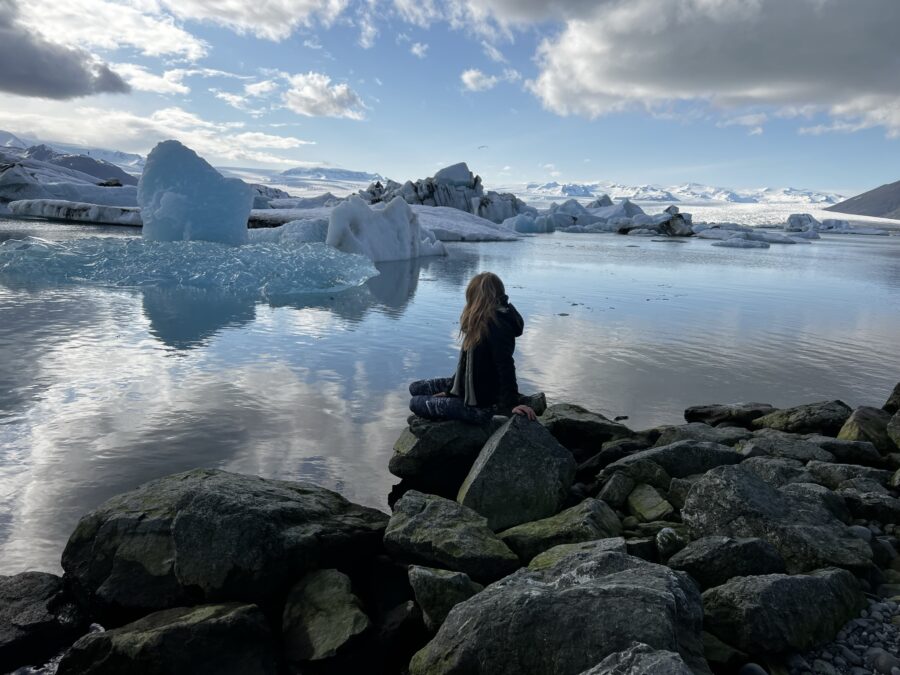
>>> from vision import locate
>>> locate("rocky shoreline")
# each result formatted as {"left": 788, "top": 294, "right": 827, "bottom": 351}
{"left": 2, "top": 384, "right": 900, "bottom": 674}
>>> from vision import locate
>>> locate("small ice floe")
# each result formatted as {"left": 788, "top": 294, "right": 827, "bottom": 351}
{"left": 711, "top": 239, "right": 770, "bottom": 249}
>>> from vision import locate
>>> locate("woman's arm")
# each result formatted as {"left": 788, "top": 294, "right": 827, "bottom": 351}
{"left": 490, "top": 320, "right": 520, "bottom": 414}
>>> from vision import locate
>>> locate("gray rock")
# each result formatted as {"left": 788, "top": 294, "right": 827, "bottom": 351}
{"left": 527, "top": 538, "right": 628, "bottom": 571}
{"left": 409, "top": 551, "right": 710, "bottom": 675}
{"left": 838, "top": 488, "right": 900, "bottom": 523}
{"left": 838, "top": 406, "right": 897, "bottom": 454}
{"left": 884, "top": 383, "right": 900, "bottom": 414}
{"left": 539, "top": 403, "right": 633, "bottom": 460}
{"left": 806, "top": 461, "right": 893, "bottom": 490}
{"left": 407, "top": 566, "right": 483, "bottom": 632}
{"left": 56, "top": 603, "right": 276, "bottom": 675}
{"left": 627, "top": 484, "right": 674, "bottom": 523}
{"left": 577, "top": 642, "right": 693, "bottom": 674}
{"left": 0, "top": 571, "right": 89, "bottom": 672}
{"left": 683, "top": 403, "right": 777, "bottom": 429}
{"left": 752, "top": 400, "right": 853, "bottom": 436}
{"left": 61, "top": 469, "right": 388, "bottom": 623}
{"left": 667, "top": 475, "right": 703, "bottom": 510}
{"left": 738, "top": 434, "right": 835, "bottom": 463}
{"left": 384, "top": 491, "right": 519, "bottom": 582}
{"left": 602, "top": 440, "right": 743, "bottom": 480}
{"left": 389, "top": 417, "right": 497, "bottom": 491}
{"left": 654, "top": 424, "right": 752, "bottom": 447}
{"left": 599, "top": 457, "right": 671, "bottom": 491}
{"left": 458, "top": 415, "right": 576, "bottom": 531}
{"left": 498, "top": 498, "right": 622, "bottom": 563}
{"left": 702, "top": 568, "right": 864, "bottom": 653}
{"left": 888, "top": 412, "right": 900, "bottom": 452}
{"left": 805, "top": 435, "right": 884, "bottom": 466}
{"left": 739, "top": 456, "right": 814, "bottom": 487}
{"left": 282, "top": 569, "right": 370, "bottom": 664}
{"left": 576, "top": 439, "right": 652, "bottom": 483}
{"left": 702, "top": 631, "right": 747, "bottom": 669}
{"left": 655, "top": 527, "right": 687, "bottom": 560}
{"left": 597, "top": 472, "right": 635, "bottom": 508}
{"left": 682, "top": 465, "right": 872, "bottom": 573}
{"left": 780, "top": 482, "right": 852, "bottom": 524}
{"left": 667, "top": 536, "right": 786, "bottom": 590}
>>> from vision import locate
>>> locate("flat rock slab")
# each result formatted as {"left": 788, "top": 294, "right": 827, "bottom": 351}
{"left": 654, "top": 424, "right": 752, "bottom": 447}
{"left": 805, "top": 461, "right": 893, "bottom": 490}
{"left": 804, "top": 435, "right": 883, "bottom": 466}
{"left": 738, "top": 433, "right": 835, "bottom": 463}
{"left": 684, "top": 403, "right": 776, "bottom": 429}
{"left": 702, "top": 569, "right": 864, "bottom": 654}
{"left": 578, "top": 642, "right": 694, "bottom": 675}
{"left": 0, "top": 571, "right": 89, "bottom": 673}
{"left": 458, "top": 415, "right": 576, "bottom": 531}
{"left": 408, "top": 566, "right": 483, "bottom": 632}
{"left": 682, "top": 465, "right": 872, "bottom": 574}
{"left": 602, "top": 440, "right": 743, "bottom": 480}
{"left": 56, "top": 603, "right": 277, "bottom": 675}
{"left": 666, "top": 536, "right": 786, "bottom": 590}
{"left": 627, "top": 484, "right": 674, "bottom": 523}
{"left": 409, "top": 551, "right": 709, "bottom": 675}
{"left": 61, "top": 469, "right": 388, "bottom": 623}
{"left": 384, "top": 491, "right": 519, "bottom": 582}
{"left": 751, "top": 400, "right": 852, "bottom": 436}
{"left": 539, "top": 403, "right": 633, "bottom": 459}
{"left": 838, "top": 406, "right": 897, "bottom": 454}
{"left": 498, "top": 498, "right": 622, "bottom": 563}
{"left": 738, "top": 456, "right": 814, "bottom": 487}
{"left": 527, "top": 537, "right": 628, "bottom": 571}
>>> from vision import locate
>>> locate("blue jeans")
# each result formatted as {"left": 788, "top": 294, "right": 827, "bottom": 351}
{"left": 408, "top": 378, "right": 493, "bottom": 425}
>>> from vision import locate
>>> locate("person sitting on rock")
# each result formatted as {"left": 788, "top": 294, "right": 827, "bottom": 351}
{"left": 408, "top": 271, "right": 536, "bottom": 424}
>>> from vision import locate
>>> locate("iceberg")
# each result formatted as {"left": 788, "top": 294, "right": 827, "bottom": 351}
{"left": 501, "top": 213, "right": 552, "bottom": 234}
{"left": 588, "top": 199, "right": 645, "bottom": 220}
{"left": 784, "top": 213, "right": 820, "bottom": 232}
{"left": 248, "top": 218, "right": 329, "bottom": 244}
{"left": 585, "top": 195, "right": 613, "bottom": 208}
{"left": 711, "top": 239, "right": 770, "bottom": 249}
{"left": 138, "top": 140, "right": 255, "bottom": 246}
{"left": 0, "top": 156, "right": 137, "bottom": 206}
{"left": 8, "top": 199, "right": 141, "bottom": 226}
{"left": 411, "top": 205, "right": 519, "bottom": 242}
{"left": 326, "top": 196, "right": 447, "bottom": 262}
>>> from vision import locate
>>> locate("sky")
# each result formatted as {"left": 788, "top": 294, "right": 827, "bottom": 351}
{"left": 1, "top": 0, "right": 899, "bottom": 193}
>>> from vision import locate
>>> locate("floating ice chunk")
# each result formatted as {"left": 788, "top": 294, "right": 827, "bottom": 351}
{"left": 586, "top": 194, "right": 613, "bottom": 208}
{"left": 268, "top": 193, "right": 344, "bottom": 209}
{"left": 589, "top": 199, "right": 645, "bottom": 220}
{"left": 138, "top": 140, "right": 255, "bottom": 246}
{"left": 412, "top": 205, "right": 519, "bottom": 241}
{"left": 434, "top": 162, "right": 476, "bottom": 187}
{"left": 0, "top": 237, "right": 377, "bottom": 299}
{"left": 712, "top": 239, "right": 770, "bottom": 248}
{"left": 248, "top": 218, "right": 329, "bottom": 244}
{"left": 820, "top": 218, "right": 851, "bottom": 231}
{"left": 8, "top": 199, "right": 141, "bottom": 226}
{"left": 502, "top": 213, "right": 551, "bottom": 234}
{"left": 327, "top": 196, "right": 448, "bottom": 261}
{"left": 790, "top": 230, "right": 821, "bottom": 240}
{"left": 0, "top": 156, "right": 137, "bottom": 205}
{"left": 785, "top": 213, "right": 820, "bottom": 232}
{"left": 696, "top": 228, "right": 744, "bottom": 240}
{"left": 746, "top": 231, "right": 798, "bottom": 244}
{"left": 818, "top": 219, "right": 889, "bottom": 235}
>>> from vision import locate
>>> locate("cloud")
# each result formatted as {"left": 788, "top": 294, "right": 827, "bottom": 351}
{"left": 461, "top": 69, "right": 500, "bottom": 92}
{"left": 112, "top": 64, "right": 189, "bottom": 95}
{"left": 410, "top": 42, "right": 429, "bottom": 59}
{"left": 358, "top": 12, "right": 378, "bottom": 48}
{"left": 245, "top": 80, "right": 278, "bottom": 97}
{"left": 282, "top": 72, "right": 365, "bottom": 119}
{"left": 481, "top": 41, "right": 507, "bottom": 63}
{"left": 17, "top": 0, "right": 208, "bottom": 61}
{"left": 0, "top": 2, "right": 129, "bottom": 99}
{"left": 718, "top": 113, "right": 768, "bottom": 136}
{"left": 231, "top": 132, "right": 315, "bottom": 149}
{"left": 393, "top": 0, "right": 441, "bottom": 27}
{"left": 522, "top": 0, "right": 900, "bottom": 137}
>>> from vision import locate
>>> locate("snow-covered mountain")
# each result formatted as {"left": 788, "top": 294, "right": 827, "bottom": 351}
{"left": 0, "top": 130, "right": 27, "bottom": 148}
{"left": 280, "top": 166, "right": 382, "bottom": 183}
{"left": 0, "top": 129, "right": 145, "bottom": 172}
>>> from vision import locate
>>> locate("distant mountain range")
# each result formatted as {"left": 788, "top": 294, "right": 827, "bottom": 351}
{"left": 826, "top": 180, "right": 900, "bottom": 221}
{"left": 280, "top": 166, "right": 382, "bottom": 183}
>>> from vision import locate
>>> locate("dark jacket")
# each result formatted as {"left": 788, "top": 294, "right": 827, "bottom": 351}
{"left": 449, "top": 298, "right": 524, "bottom": 413}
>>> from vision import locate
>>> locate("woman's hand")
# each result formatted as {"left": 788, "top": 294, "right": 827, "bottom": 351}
{"left": 432, "top": 392, "right": 447, "bottom": 398}
{"left": 511, "top": 404, "right": 536, "bottom": 421}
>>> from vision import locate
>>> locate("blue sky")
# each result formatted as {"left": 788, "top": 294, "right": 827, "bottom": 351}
{"left": 1, "top": 0, "right": 899, "bottom": 194}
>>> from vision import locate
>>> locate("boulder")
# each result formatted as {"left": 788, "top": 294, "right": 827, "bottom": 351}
{"left": 56, "top": 603, "right": 276, "bottom": 675}
{"left": 739, "top": 456, "right": 814, "bottom": 487}
{"left": 0, "top": 571, "right": 89, "bottom": 672}
{"left": 527, "top": 538, "right": 628, "bottom": 571}
{"left": 654, "top": 424, "right": 752, "bottom": 447}
{"left": 388, "top": 417, "right": 497, "bottom": 494}
{"left": 683, "top": 403, "right": 776, "bottom": 429}
{"left": 409, "top": 551, "right": 709, "bottom": 675}
{"left": 538, "top": 404, "right": 633, "bottom": 461}
{"left": 837, "top": 406, "right": 897, "bottom": 454}
{"left": 780, "top": 483, "right": 852, "bottom": 524}
{"left": 626, "top": 484, "right": 674, "bottom": 522}
{"left": 737, "top": 433, "right": 835, "bottom": 463}
{"left": 702, "top": 568, "right": 864, "bottom": 653}
{"left": 61, "top": 469, "right": 388, "bottom": 623}
{"left": 597, "top": 472, "right": 635, "bottom": 507}
{"left": 407, "top": 566, "right": 483, "bottom": 632}
{"left": 282, "top": 569, "right": 370, "bottom": 665}
{"left": 598, "top": 457, "right": 671, "bottom": 491}
{"left": 837, "top": 488, "right": 900, "bottom": 523}
{"left": 575, "top": 438, "right": 653, "bottom": 483}
{"left": 498, "top": 498, "right": 622, "bottom": 563}
{"left": 457, "top": 416, "right": 576, "bottom": 531}
{"left": 577, "top": 642, "right": 694, "bottom": 674}
{"left": 602, "top": 440, "right": 743, "bottom": 480}
{"left": 667, "top": 475, "right": 703, "bottom": 510}
{"left": 666, "top": 536, "right": 786, "bottom": 590}
{"left": 888, "top": 412, "right": 900, "bottom": 450}
{"left": 883, "top": 382, "right": 900, "bottom": 414}
{"left": 682, "top": 465, "right": 872, "bottom": 573}
{"left": 804, "top": 435, "right": 884, "bottom": 466}
{"left": 383, "top": 491, "right": 519, "bottom": 582}
{"left": 805, "top": 461, "right": 893, "bottom": 490}
{"left": 751, "top": 400, "right": 852, "bottom": 436}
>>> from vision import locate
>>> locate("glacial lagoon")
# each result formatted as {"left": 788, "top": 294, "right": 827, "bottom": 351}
{"left": 1, "top": 217, "right": 899, "bottom": 574}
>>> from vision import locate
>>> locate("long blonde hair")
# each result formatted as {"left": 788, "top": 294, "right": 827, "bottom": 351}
{"left": 460, "top": 272, "right": 505, "bottom": 350}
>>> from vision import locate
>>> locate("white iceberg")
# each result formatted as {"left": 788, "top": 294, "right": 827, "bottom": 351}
{"left": 249, "top": 206, "right": 336, "bottom": 227}
{"left": 412, "top": 205, "right": 519, "bottom": 242}
{"left": 326, "top": 196, "right": 447, "bottom": 262}
{"left": 138, "top": 140, "right": 255, "bottom": 246}
{"left": 711, "top": 239, "right": 770, "bottom": 249}
{"left": 8, "top": 199, "right": 141, "bottom": 226}
{"left": 0, "top": 156, "right": 137, "bottom": 206}
{"left": 501, "top": 213, "right": 551, "bottom": 234}
{"left": 588, "top": 199, "right": 645, "bottom": 220}
{"left": 784, "top": 213, "right": 820, "bottom": 232}
{"left": 248, "top": 218, "right": 329, "bottom": 244}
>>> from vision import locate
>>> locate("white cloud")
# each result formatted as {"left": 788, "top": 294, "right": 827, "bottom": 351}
{"left": 461, "top": 69, "right": 499, "bottom": 92}
{"left": 231, "top": 132, "right": 315, "bottom": 148}
{"left": 718, "top": 113, "right": 768, "bottom": 136}
{"left": 112, "top": 64, "right": 190, "bottom": 95}
{"left": 282, "top": 72, "right": 365, "bottom": 119}
{"left": 303, "top": 37, "right": 324, "bottom": 49}
{"left": 410, "top": 42, "right": 429, "bottom": 59}
{"left": 481, "top": 41, "right": 507, "bottom": 63}
{"left": 244, "top": 80, "right": 278, "bottom": 97}
{"left": 523, "top": 0, "right": 900, "bottom": 137}
{"left": 18, "top": 0, "right": 208, "bottom": 61}
{"left": 358, "top": 13, "right": 378, "bottom": 48}
{"left": 393, "top": 0, "right": 441, "bottom": 27}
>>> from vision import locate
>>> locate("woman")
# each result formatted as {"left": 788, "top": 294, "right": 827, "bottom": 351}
{"left": 409, "top": 272, "right": 536, "bottom": 424}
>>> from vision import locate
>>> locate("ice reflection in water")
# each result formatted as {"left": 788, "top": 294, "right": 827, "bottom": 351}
{"left": 0, "top": 220, "right": 898, "bottom": 574}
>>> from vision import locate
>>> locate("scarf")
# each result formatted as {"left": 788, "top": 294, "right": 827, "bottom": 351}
{"left": 449, "top": 346, "right": 478, "bottom": 407}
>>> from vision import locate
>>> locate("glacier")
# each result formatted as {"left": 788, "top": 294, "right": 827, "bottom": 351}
{"left": 138, "top": 140, "right": 255, "bottom": 246}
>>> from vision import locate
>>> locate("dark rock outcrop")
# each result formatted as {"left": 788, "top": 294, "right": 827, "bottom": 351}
{"left": 538, "top": 403, "right": 633, "bottom": 461}
{"left": 577, "top": 642, "right": 694, "bottom": 674}
{"left": 654, "top": 424, "right": 752, "bottom": 447}
{"left": 684, "top": 403, "right": 776, "bottom": 429}
{"left": 407, "top": 566, "right": 483, "bottom": 632}
{"left": 804, "top": 435, "right": 884, "bottom": 466}
{"left": 738, "top": 431, "right": 835, "bottom": 463}
{"left": 838, "top": 406, "right": 897, "bottom": 454}
{"left": 884, "top": 383, "right": 900, "bottom": 414}
{"left": 751, "top": 400, "right": 852, "bottom": 436}
{"left": 666, "top": 536, "right": 786, "bottom": 590}
{"left": 601, "top": 440, "right": 743, "bottom": 481}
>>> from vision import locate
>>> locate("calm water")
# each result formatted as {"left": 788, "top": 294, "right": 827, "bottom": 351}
{"left": 1, "top": 218, "right": 899, "bottom": 574}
